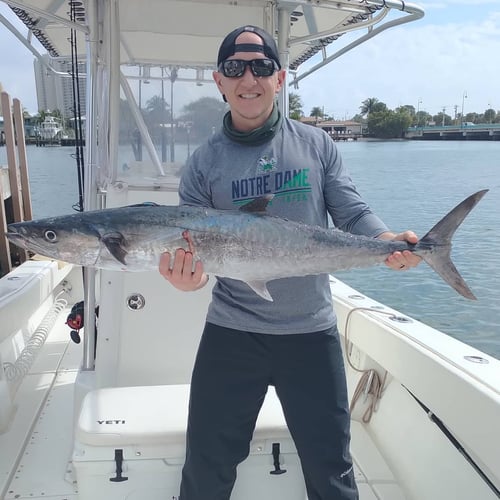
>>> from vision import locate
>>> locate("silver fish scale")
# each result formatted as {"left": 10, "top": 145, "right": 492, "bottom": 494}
{"left": 6, "top": 190, "right": 488, "bottom": 299}
{"left": 172, "top": 210, "right": 408, "bottom": 281}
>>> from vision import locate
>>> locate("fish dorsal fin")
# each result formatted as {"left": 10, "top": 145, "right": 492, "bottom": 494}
{"left": 246, "top": 280, "right": 273, "bottom": 302}
{"left": 127, "top": 201, "right": 161, "bottom": 208}
{"left": 101, "top": 232, "right": 128, "bottom": 265}
{"left": 239, "top": 194, "right": 274, "bottom": 213}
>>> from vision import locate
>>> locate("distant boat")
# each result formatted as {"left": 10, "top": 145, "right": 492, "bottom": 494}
{"left": 38, "top": 116, "right": 63, "bottom": 140}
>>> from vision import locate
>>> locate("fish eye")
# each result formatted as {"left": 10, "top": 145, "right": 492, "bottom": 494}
{"left": 44, "top": 230, "right": 58, "bottom": 242}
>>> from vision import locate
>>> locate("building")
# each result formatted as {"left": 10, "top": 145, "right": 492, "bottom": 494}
{"left": 34, "top": 54, "right": 86, "bottom": 119}
{"left": 316, "top": 120, "right": 364, "bottom": 139}
{"left": 299, "top": 117, "right": 365, "bottom": 140}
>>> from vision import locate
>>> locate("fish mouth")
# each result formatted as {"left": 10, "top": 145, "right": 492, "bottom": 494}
{"left": 5, "top": 227, "right": 47, "bottom": 257}
{"left": 5, "top": 225, "right": 29, "bottom": 249}
{"left": 5, "top": 232, "right": 26, "bottom": 248}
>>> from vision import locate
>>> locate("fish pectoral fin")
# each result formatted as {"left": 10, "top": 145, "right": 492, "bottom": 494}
{"left": 101, "top": 232, "right": 128, "bottom": 265}
{"left": 246, "top": 280, "right": 273, "bottom": 302}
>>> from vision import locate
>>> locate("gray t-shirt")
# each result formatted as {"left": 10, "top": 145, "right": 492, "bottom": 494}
{"left": 179, "top": 117, "right": 388, "bottom": 334}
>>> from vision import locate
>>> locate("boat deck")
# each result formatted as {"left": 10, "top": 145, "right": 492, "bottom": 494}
{"left": 1, "top": 309, "right": 405, "bottom": 500}
{"left": 0, "top": 308, "right": 80, "bottom": 499}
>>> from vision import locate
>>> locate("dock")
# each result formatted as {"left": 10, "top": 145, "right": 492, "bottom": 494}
{"left": 23, "top": 137, "right": 84, "bottom": 147}
{"left": 1, "top": 91, "right": 32, "bottom": 276}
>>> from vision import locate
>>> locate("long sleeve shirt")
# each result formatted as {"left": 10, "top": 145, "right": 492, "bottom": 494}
{"left": 179, "top": 117, "right": 388, "bottom": 334}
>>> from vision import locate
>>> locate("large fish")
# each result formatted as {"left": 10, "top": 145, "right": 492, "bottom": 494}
{"left": 6, "top": 190, "right": 487, "bottom": 301}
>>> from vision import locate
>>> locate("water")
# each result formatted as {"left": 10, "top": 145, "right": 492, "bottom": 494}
{"left": 1, "top": 141, "right": 499, "bottom": 359}
{"left": 334, "top": 140, "right": 500, "bottom": 360}
{"left": 0, "top": 146, "right": 82, "bottom": 217}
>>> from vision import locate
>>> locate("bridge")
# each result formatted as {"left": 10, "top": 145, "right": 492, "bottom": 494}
{"left": 405, "top": 123, "right": 500, "bottom": 141}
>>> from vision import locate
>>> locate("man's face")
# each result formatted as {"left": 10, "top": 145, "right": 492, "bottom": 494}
{"left": 213, "top": 31, "right": 285, "bottom": 132}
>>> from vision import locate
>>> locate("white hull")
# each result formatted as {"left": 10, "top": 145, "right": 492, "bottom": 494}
{"left": 39, "top": 127, "right": 62, "bottom": 140}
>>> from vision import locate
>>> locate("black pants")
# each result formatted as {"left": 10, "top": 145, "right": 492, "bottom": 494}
{"left": 180, "top": 323, "right": 359, "bottom": 500}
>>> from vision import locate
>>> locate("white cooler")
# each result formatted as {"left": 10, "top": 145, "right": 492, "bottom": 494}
{"left": 73, "top": 384, "right": 306, "bottom": 499}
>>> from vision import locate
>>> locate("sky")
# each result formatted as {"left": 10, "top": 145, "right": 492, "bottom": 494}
{"left": 296, "top": 0, "right": 500, "bottom": 119}
{"left": 0, "top": 0, "right": 499, "bottom": 120}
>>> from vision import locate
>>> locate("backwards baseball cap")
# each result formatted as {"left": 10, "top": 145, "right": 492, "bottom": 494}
{"left": 217, "top": 25, "right": 281, "bottom": 69}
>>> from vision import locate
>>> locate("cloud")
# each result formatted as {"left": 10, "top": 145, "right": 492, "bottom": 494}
{"left": 296, "top": 7, "right": 500, "bottom": 117}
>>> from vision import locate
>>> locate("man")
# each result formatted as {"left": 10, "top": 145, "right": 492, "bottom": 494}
{"left": 159, "top": 25, "right": 420, "bottom": 500}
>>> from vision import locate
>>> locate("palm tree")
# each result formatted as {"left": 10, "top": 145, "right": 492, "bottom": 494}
{"left": 145, "top": 95, "right": 170, "bottom": 126}
{"left": 360, "top": 97, "right": 380, "bottom": 117}
{"left": 310, "top": 107, "right": 324, "bottom": 119}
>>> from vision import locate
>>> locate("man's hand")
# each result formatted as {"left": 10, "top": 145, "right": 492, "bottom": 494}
{"left": 159, "top": 249, "right": 208, "bottom": 291}
{"left": 379, "top": 230, "right": 422, "bottom": 271}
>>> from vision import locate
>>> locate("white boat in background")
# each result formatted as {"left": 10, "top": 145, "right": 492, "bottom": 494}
{"left": 1, "top": 1, "right": 499, "bottom": 500}
{"left": 38, "top": 116, "right": 63, "bottom": 140}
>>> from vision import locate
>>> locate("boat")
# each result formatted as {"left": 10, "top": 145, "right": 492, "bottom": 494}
{"left": 37, "top": 116, "right": 64, "bottom": 141}
{"left": 1, "top": 1, "right": 499, "bottom": 499}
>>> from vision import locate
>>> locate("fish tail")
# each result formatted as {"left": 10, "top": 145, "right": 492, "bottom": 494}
{"left": 417, "top": 190, "right": 488, "bottom": 300}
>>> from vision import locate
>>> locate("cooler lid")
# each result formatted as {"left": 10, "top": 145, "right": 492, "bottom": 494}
{"left": 76, "top": 384, "right": 290, "bottom": 447}
{"left": 76, "top": 384, "right": 189, "bottom": 446}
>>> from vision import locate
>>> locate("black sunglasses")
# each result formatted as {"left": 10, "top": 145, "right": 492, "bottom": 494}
{"left": 218, "top": 58, "right": 278, "bottom": 78}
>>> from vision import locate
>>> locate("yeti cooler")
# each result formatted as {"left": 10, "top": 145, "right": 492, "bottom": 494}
{"left": 73, "top": 384, "right": 305, "bottom": 499}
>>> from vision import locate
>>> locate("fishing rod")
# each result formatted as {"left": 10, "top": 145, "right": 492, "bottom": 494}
{"left": 405, "top": 387, "right": 500, "bottom": 498}
{"left": 69, "top": 0, "right": 85, "bottom": 213}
